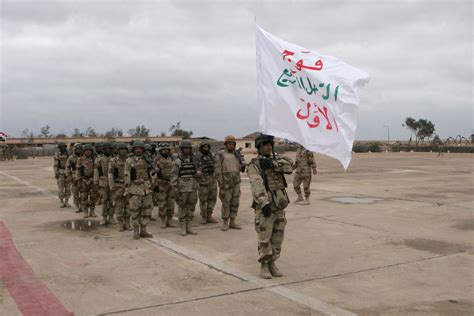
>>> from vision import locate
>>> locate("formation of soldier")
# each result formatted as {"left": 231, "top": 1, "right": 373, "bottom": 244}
{"left": 52, "top": 135, "right": 318, "bottom": 279}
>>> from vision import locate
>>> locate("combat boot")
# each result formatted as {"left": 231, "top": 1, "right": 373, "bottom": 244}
{"left": 75, "top": 206, "right": 82, "bottom": 213}
{"left": 229, "top": 218, "right": 242, "bottom": 230}
{"left": 100, "top": 216, "right": 108, "bottom": 226}
{"left": 300, "top": 197, "right": 310, "bottom": 205}
{"left": 133, "top": 225, "right": 140, "bottom": 240}
{"left": 90, "top": 208, "right": 97, "bottom": 217}
{"left": 295, "top": 193, "right": 304, "bottom": 203}
{"left": 207, "top": 214, "right": 218, "bottom": 224}
{"left": 180, "top": 222, "right": 187, "bottom": 236}
{"left": 64, "top": 199, "right": 71, "bottom": 207}
{"left": 124, "top": 218, "right": 133, "bottom": 231}
{"left": 140, "top": 225, "right": 153, "bottom": 238}
{"left": 166, "top": 216, "right": 175, "bottom": 227}
{"left": 260, "top": 263, "right": 272, "bottom": 279}
{"left": 221, "top": 218, "right": 229, "bottom": 231}
{"left": 269, "top": 261, "right": 283, "bottom": 277}
{"left": 59, "top": 198, "right": 65, "bottom": 208}
{"left": 186, "top": 220, "right": 198, "bottom": 235}
{"left": 109, "top": 215, "right": 117, "bottom": 224}
{"left": 117, "top": 219, "right": 125, "bottom": 232}
{"left": 160, "top": 216, "right": 167, "bottom": 228}
{"left": 83, "top": 208, "right": 90, "bottom": 218}
{"left": 150, "top": 216, "right": 157, "bottom": 221}
{"left": 201, "top": 216, "right": 207, "bottom": 224}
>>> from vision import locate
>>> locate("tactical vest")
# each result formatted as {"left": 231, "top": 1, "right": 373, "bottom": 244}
{"left": 178, "top": 157, "right": 196, "bottom": 178}
{"left": 80, "top": 157, "right": 94, "bottom": 178}
{"left": 132, "top": 157, "right": 149, "bottom": 180}
{"left": 113, "top": 157, "right": 126, "bottom": 182}
{"left": 57, "top": 154, "right": 68, "bottom": 169}
{"left": 263, "top": 166, "right": 286, "bottom": 191}
{"left": 200, "top": 154, "right": 215, "bottom": 176}
{"left": 222, "top": 151, "right": 240, "bottom": 173}
{"left": 157, "top": 156, "right": 173, "bottom": 180}
{"left": 97, "top": 156, "right": 110, "bottom": 177}
{"left": 69, "top": 155, "right": 79, "bottom": 171}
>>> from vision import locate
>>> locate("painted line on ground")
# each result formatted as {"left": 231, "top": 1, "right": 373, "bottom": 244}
{"left": 0, "top": 221, "right": 74, "bottom": 316}
{"left": 146, "top": 237, "right": 356, "bottom": 316}
{"left": 0, "top": 170, "right": 55, "bottom": 197}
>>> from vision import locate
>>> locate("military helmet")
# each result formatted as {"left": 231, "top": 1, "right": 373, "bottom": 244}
{"left": 74, "top": 143, "right": 83, "bottom": 151}
{"left": 199, "top": 141, "right": 211, "bottom": 148}
{"left": 224, "top": 135, "right": 236, "bottom": 144}
{"left": 95, "top": 142, "right": 103, "bottom": 148}
{"left": 102, "top": 142, "right": 113, "bottom": 149}
{"left": 83, "top": 144, "right": 93, "bottom": 151}
{"left": 57, "top": 142, "right": 67, "bottom": 148}
{"left": 255, "top": 134, "right": 274, "bottom": 149}
{"left": 131, "top": 141, "right": 146, "bottom": 150}
{"left": 116, "top": 143, "right": 128, "bottom": 150}
{"left": 159, "top": 142, "right": 171, "bottom": 151}
{"left": 145, "top": 144, "right": 152, "bottom": 151}
{"left": 179, "top": 140, "right": 192, "bottom": 149}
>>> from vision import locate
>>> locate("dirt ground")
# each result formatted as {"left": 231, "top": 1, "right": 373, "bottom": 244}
{"left": 0, "top": 152, "right": 473, "bottom": 316}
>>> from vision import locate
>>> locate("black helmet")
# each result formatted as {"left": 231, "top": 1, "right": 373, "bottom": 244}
{"left": 255, "top": 134, "right": 274, "bottom": 149}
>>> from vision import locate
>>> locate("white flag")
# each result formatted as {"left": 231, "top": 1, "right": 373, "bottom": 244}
{"left": 256, "top": 25, "right": 370, "bottom": 170}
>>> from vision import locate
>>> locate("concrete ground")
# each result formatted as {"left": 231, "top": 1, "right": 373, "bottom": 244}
{"left": 0, "top": 152, "right": 472, "bottom": 316}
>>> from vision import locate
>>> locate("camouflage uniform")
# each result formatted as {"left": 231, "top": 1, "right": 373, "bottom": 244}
{"left": 171, "top": 140, "right": 198, "bottom": 236}
{"left": 94, "top": 143, "right": 115, "bottom": 225}
{"left": 76, "top": 145, "right": 97, "bottom": 218}
{"left": 124, "top": 141, "right": 154, "bottom": 239}
{"left": 108, "top": 143, "right": 132, "bottom": 232}
{"left": 54, "top": 143, "right": 71, "bottom": 207}
{"left": 214, "top": 135, "right": 245, "bottom": 230}
{"left": 293, "top": 146, "right": 317, "bottom": 204}
{"left": 94, "top": 143, "right": 103, "bottom": 205}
{"left": 66, "top": 144, "right": 83, "bottom": 212}
{"left": 194, "top": 142, "right": 218, "bottom": 224}
{"left": 154, "top": 143, "right": 176, "bottom": 228}
{"left": 248, "top": 134, "right": 293, "bottom": 279}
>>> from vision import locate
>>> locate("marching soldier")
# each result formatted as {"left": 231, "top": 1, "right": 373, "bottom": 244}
{"left": 94, "top": 142, "right": 115, "bottom": 225}
{"left": 214, "top": 135, "right": 246, "bottom": 231}
{"left": 76, "top": 144, "right": 97, "bottom": 218}
{"left": 171, "top": 140, "right": 198, "bottom": 236}
{"left": 247, "top": 134, "right": 293, "bottom": 279}
{"left": 66, "top": 143, "right": 83, "bottom": 212}
{"left": 293, "top": 145, "right": 317, "bottom": 205}
{"left": 108, "top": 143, "right": 132, "bottom": 232}
{"left": 154, "top": 143, "right": 176, "bottom": 229}
{"left": 124, "top": 141, "right": 154, "bottom": 239}
{"left": 194, "top": 141, "right": 218, "bottom": 224}
{"left": 54, "top": 142, "right": 71, "bottom": 208}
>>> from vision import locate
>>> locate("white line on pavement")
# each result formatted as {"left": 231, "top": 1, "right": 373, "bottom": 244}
{"left": 0, "top": 170, "right": 55, "bottom": 197}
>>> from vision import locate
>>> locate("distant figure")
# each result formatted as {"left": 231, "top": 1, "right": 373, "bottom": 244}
{"left": 53, "top": 142, "right": 71, "bottom": 208}
{"left": 293, "top": 146, "right": 317, "bottom": 205}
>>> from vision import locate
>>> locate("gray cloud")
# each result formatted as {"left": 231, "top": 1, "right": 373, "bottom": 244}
{"left": 1, "top": 0, "right": 472, "bottom": 140}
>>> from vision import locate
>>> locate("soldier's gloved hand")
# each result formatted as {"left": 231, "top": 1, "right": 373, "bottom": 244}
{"left": 240, "top": 164, "right": 246, "bottom": 173}
{"left": 261, "top": 203, "right": 272, "bottom": 217}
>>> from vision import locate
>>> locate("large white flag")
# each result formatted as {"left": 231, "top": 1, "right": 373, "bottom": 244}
{"left": 256, "top": 25, "right": 370, "bottom": 170}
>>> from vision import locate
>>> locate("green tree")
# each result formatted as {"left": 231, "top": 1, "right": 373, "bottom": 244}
{"left": 169, "top": 121, "right": 193, "bottom": 139}
{"left": 128, "top": 125, "right": 149, "bottom": 137}
{"left": 85, "top": 127, "right": 97, "bottom": 137}
{"left": 40, "top": 125, "right": 52, "bottom": 138}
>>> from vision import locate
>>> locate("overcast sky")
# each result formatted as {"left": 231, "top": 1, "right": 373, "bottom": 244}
{"left": 1, "top": 0, "right": 472, "bottom": 140}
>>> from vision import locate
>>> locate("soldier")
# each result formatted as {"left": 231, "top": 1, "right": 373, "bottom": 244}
{"left": 124, "top": 141, "right": 154, "bottom": 239}
{"left": 247, "top": 134, "right": 293, "bottom": 279}
{"left": 293, "top": 145, "right": 317, "bottom": 205}
{"left": 194, "top": 141, "right": 218, "bottom": 224}
{"left": 94, "top": 143, "right": 103, "bottom": 205}
{"left": 53, "top": 142, "right": 71, "bottom": 208}
{"left": 76, "top": 144, "right": 97, "bottom": 218}
{"left": 171, "top": 140, "right": 198, "bottom": 236}
{"left": 94, "top": 142, "right": 115, "bottom": 225}
{"left": 109, "top": 143, "right": 132, "bottom": 232}
{"left": 214, "top": 135, "right": 246, "bottom": 231}
{"left": 154, "top": 143, "right": 176, "bottom": 229}
{"left": 66, "top": 143, "right": 83, "bottom": 213}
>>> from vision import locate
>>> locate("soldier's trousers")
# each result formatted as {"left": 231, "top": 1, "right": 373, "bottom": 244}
{"left": 220, "top": 183, "right": 240, "bottom": 219}
{"left": 71, "top": 182, "right": 81, "bottom": 208}
{"left": 113, "top": 191, "right": 129, "bottom": 221}
{"left": 293, "top": 173, "right": 312, "bottom": 197}
{"left": 254, "top": 208, "right": 287, "bottom": 263}
{"left": 198, "top": 181, "right": 217, "bottom": 218}
{"left": 157, "top": 182, "right": 175, "bottom": 218}
{"left": 129, "top": 194, "right": 152, "bottom": 227}
{"left": 100, "top": 187, "right": 114, "bottom": 217}
{"left": 80, "top": 180, "right": 96, "bottom": 211}
{"left": 176, "top": 191, "right": 197, "bottom": 223}
{"left": 57, "top": 173, "right": 71, "bottom": 201}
